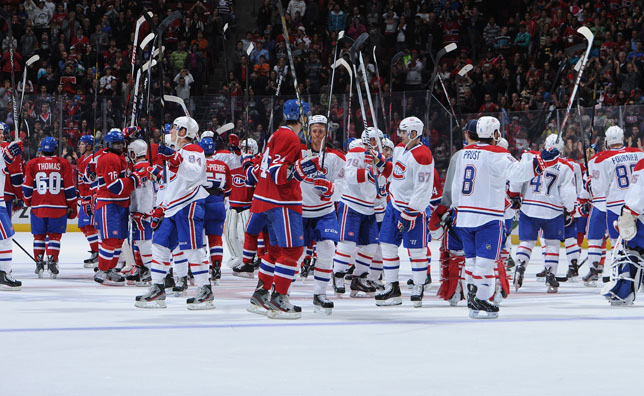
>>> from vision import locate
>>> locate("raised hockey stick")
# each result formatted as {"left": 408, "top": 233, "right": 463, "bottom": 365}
{"left": 264, "top": 69, "right": 286, "bottom": 152}
{"left": 124, "top": 33, "right": 155, "bottom": 128}
{"left": 134, "top": 59, "right": 157, "bottom": 126}
{"left": 426, "top": 43, "right": 457, "bottom": 137}
{"left": 348, "top": 33, "right": 371, "bottom": 136}
{"left": 371, "top": 45, "right": 389, "bottom": 136}
{"left": 1, "top": 11, "right": 19, "bottom": 141}
{"left": 243, "top": 42, "right": 255, "bottom": 149}
{"left": 129, "top": 12, "right": 153, "bottom": 93}
{"left": 276, "top": 0, "right": 310, "bottom": 149}
{"left": 326, "top": 30, "right": 344, "bottom": 120}
{"left": 558, "top": 27, "right": 594, "bottom": 140}
{"left": 163, "top": 95, "right": 190, "bottom": 117}
{"left": 335, "top": 57, "right": 353, "bottom": 151}
{"left": 216, "top": 123, "right": 235, "bottom": 136}
{"left": 18, "top": 54, "right": 39, "bottom": 137}
{"left": 358, "top": 51, "right": 383, "bottom": 152}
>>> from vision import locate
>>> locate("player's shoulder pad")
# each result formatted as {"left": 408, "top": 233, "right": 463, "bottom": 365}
{"left": 624, "top": 147, "right": 644, "bottom": 154}
{"left": 594, "top": 150, "right": 614, "bottom": 164}
{"left": 326, "top": 147, "right": 346, "bottom": 161}
{"left": 410, "top": 144, "right": 433, "bottom": 165}
{"left": 183, "top": 143, "right": 204, "bottom": 153}
{"left": 349, "top": 147, "right": 365, "bottom": 154}
{"left": 558, "top": 158, "right": 574, "bottom": 171}
{"left": 634, "top": 157, "right": 644, "bottom": 172}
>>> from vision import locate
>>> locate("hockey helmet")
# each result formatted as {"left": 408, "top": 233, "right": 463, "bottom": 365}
{"left": 200, "top": 137, "right": 215, "bottom": 155}
{"left": 127, "top": 139, "right": 148, "bottom": 160}
{"left": 349, "top": 138, "right": 364, "bottom": 150}
{"left": 283, "top": 99, "right": 311, "bottom": 122}
{"left": 202, "top": 130, "right": 215, "bottom": 139}
{"left": 172, "top": 116, "right": 199, "bottom": 141}
{"left": 241, "top": 138, "right": 259, "bottom": 155}
{"left": 544, "top": 134, "right": 563, "bottom": 152}
{"left": 605, "top": 125, "right": 624, "bottom": 146}
{"left": 105, "top": 128, "right": 125, "bottom": 150}
{"left": 80, "top": 134, "right": 94, "bottom": 147}
{"left": 463, "top": 119, "right": 478, "bottom": 135}
{"left": 40, "top": 136, "right": 58, "bottom": 154}
{"left": 398, "top": 116, "right": 424, "bottom": 140}
{"left": 476, "top": 116, "right": 500, "bottom": 139}
{"left": 309, "top": 115, "right": 328, "bottom": 125}
{"left": 382, "top": 138, "right": 395, "bottom": 151}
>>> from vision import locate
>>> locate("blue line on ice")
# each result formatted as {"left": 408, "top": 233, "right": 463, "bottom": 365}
{"left": 2, "top": 316, "right": 644, "bottom": 333}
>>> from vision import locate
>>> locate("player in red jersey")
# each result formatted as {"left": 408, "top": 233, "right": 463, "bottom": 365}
{"left": 76, "top": 135, "right": 100, "bottom": 267}
{"left": 93, "top": 129, "right": 148, "bottom": 285}
{"left": 22, "top": 137, "right": 77, "bottom": 279}
{"left": 0, "top": 123, "right": 24, "bottom": 218}
{"left": 246, "top": 99, "right": 320, "bottom": 319}
{"left": 0, "top": 139, "right": 24, "bottom": 290}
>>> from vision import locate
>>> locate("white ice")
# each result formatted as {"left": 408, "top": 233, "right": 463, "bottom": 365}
{"left": 1, "top": 232, "right": 643, "bottom": 396}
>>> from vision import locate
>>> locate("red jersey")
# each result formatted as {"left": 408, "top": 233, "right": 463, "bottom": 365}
{"left": 205, "top": 158, "right": 232, "bottom": 203}
{"left": 95, "top": 151, "right": 134, "bottom": 210}
{"left": 251, "top": 126, "right": 303, "bottom": 214}
{"left": 1, "top": 141, "right": 23, "bottom": 202}
{"left": 77, "top": 153, "right": 93, "bottom": 202}
{"left": 22, "top": 156, "right": 76, "bottom": 218}
{"left": 229, "top": 155, "right": 258, "bottom": 209}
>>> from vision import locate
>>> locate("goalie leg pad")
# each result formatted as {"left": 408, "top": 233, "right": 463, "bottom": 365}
{"left": 602, "top": 248, "right": 644, "bottom": 306}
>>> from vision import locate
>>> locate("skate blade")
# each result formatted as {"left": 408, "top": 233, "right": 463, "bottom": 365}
{"left": 469, "top": 310, "right": 498, "bottom": 319}
{"left": 334, "top": 289, "right": 346, "bottom": 296}
{"left": 135, "top": 281, "right": 151, "bottom": 287}
{"left": 609, "top": 300, "right": 634, "bottom": 307}
{"left": 313, "top": 306, "right": 333, "bottom": 315}
{"left": 187, "top": 301, "right": 215, "bottom": 310}
{"left": 246, "top": 303, "right": 268, "bottom": 316}
{"left": 83, "top": 263, "right": 95, "bottom": 268}
{"left": 266, "top": 309, "right": 302, "bottom": 319}
{"left": 583, "top": 280, "right": 597, "bottom": 287}
{"left": 134, "top": 300, "right": 167, "bottom": 309}
{"left": 232, "top": 272, "right": 255, "bottom": 279}
{"left": 173, "top": 290, "right": 187, "bottom": 297}
{"left": 412, "top": 300, "right": 423, "bottom": 308}
{"left": 350, "top": 290, "right": 375, "bottom": 298}
{"left": 0, "top": 285, "right": 21, "bottom": 291}
{"left": 49, "top": 273, "right": 58, "bottom": 279}
{"left": 375, "top": 296, "right": 403, "bottom": 306}
{"left": 547, "top": 286, "right": 558, "bottom": 293}
{"left": 36, "top": 270, "right": 44, "bottom": 279}
{"left": 98, "top": 280, "right": 125, "bottom": 286}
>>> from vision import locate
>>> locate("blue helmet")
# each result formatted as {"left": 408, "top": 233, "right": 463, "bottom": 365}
{"left": 463, "top": 119, "right": 478, "bottom": 135}
{"left": 104, "top": 128, "right": 125, "bottom": 149}
{"left": 164, "top": 123, "right": 172, "bottom": 135}
{"left": 200, "top": 137, "right": 215, "bottom": 155}
{"left": 80, "top": 134, "right": 94, "bottom": 146}
{"left": 283, "top": 99, "right": 310, "bottom": 122}
{"left": 41, "top": 136, "right": 58, "bottom": 154}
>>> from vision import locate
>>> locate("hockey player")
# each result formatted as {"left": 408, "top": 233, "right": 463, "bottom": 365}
{"left": 200, "top": 136, "right": 232, "bottom": 284}
{"left": 582, "top": 144, "right": 608, "bottom": 286}
{"left": 246, "top": 99, "right": 318, "bottom": 319}
{"left": 22, "top": 137, "right": 77, "bottom": 278}
{"left": 125, "top": 139, "right": 154, "bottom": 286}
{"left": 451, "top": 116, "right": 555, "bottom": 318}
{"left": 300, "top": 115, "right": 345, "bottom": 314}
{"left": 511, "top": 134, "right": 577, "bottom": 293}
{"left": 76, "top": 135, "right": 99, "bottom": 268}
{"left": 0, "top": 141, "right": 23, "bottom": 290}
{"left": 135, "top": 116, "right": 214, "bottom": 309}
{"left": 585, "top": 126, "right": 644, "bottom": 285}
{"left": 0, "top": 123, "right": 24, "bottom": 219}
{"left": 375, "top": 116, "right": 433, "bottom": 307}
{"left": 94, "top": 129, "right": 148, "bottom": 285}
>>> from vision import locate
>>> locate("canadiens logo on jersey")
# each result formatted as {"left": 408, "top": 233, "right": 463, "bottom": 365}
{"left": 393, "top": 161, "right": 406, "bottom": 180}
{"left": 233, "top": 175, "right": 245, "bottom": 187}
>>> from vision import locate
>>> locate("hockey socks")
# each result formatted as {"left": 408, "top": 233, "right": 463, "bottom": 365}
{"left": 207, "top": 234, "right": 224, "bottom": 265}
{"left": 98, "top": 238, "right": 124, "bottom": 271}
{"left": 80, "top": 225, "right": 99, "bottom": 253}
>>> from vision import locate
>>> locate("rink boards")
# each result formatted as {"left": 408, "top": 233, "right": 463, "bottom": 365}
{"left": 11, "top": 207, "right": 80, "bottom": 232}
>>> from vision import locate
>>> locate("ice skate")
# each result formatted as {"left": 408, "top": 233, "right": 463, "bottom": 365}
{"left": 126, "top": 266, "right": 151, "bottom": 287}
{"left": 232, "top": 262, "right": 255, "bottom": 278}
{"left": 247, "top": 280, "right": 271, "bottom": 315}
{"left": 350, "top": 273, "right": 376, "bottom": 297}
{"left": 375, "top": 281, "right": 402, "bottom": 306}
{"left": 344, "top": 265, "right": 354, "bottom": 281}
{"left": 313, "top": 294, "right": 334, "bottom": 315}
{"left": 134, "top": 283, "right": 167, "bottom": 308}
{"left": 406, "top": 274, "right": 431, "bottom": 291}
{"left": 300, "top": 257, "right": 312, "bottom": 279}
{"left": 368, "top": 279, "right": 385, "bottom": 291}
{"left": 466, "top": 284, "right": 476, "bottom": 310}
{"left": 406, "top": 278, "right": 414, "bottom": 289}
{"left": 514, "top": 261, "right": 527, "bottom": 291}
{"left": 267, "top": 292, "right": 301, "bottom": 319}
{"left": 35, "top": 255, "right": 45, "bottom": 278}
{"left": 535, "top": 268, "right": 546, "bottom": 279}
{"left": 583, "top": 263, "right": 603, "bottom": 287}
{"left": 567, "top": 259, "right": 579, "bottom": 282}
{"left": 469, "top": 297, "right": 499, "bottom": 319}
{"left": 83, "top": 251, "right": 98, "bottom": 268}
{"left": 187, "top": 284, "right": 215, "bottom": 310}
{"left": 94, "top": 269, "right": 125, "bottom": 286}
{"left": 164, "top": 270, "right": 175, "bottom": 289}
{"left": 411, "top": 283, "right": 424, "bottom": 308}
{"left": 0, "top": 270, "right": 21, "bottom": 291}
{"left": 173, "top": 276, "right": 188, "bottom": 296}
{"left": 210, "top": 260, "right": 221, "bottom": 285}
{"left": 448, "top": 283, "right": 463, "bottom": 307}
{"left": 46, "top": 255, "right": 59, "bottom": 279}
{"left": 333, "top": 272, "right": 346, "bottom": 294}
{"left": 545, "top": 267, "right": 559, "bottom": 293}
{"left": 506, "top": 256, "right": 516, "bottom": 269}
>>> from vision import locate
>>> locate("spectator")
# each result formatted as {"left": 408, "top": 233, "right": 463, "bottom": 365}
{"left": 483, "top": 17, "right": 500, "bottom": 49}
{"left": 405, "top": 50, "right": 423, "bottom": 91}
{"left": 170, "top": 41, "right": 189, "bottom": 74}
{"left": 174, "top": 69, "right": 194, "bottom": 102}
{"left": 328, "top": 3, "right": 347, "bottom": 33}
{"left": 287, "top": 0, "right": 306, "bottom": 19}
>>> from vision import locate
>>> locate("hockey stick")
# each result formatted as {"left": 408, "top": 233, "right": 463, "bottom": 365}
{"left": 389, "top": 51, "right": 405, "bottom": 130}
{"left": 358, "top": 51, "right": 383, "bottom": 152}
{"left": 334, "top": 57, "right": 353, "bottom": 151}
{"left": 558, "top": 27, "right": 594, "bottom": 140}
{"left": 163, "top": 95, "right": 190, "bottom": 117}
{"left": 275, "top": 0, "right": 310, "bottom": 149}
{"left": 17, "top": 55, "right": 39, "bottom": 138}
{"left": 12, "top": 238, "right": 37, "bottom": 263}
{"left": 216, "top": 123, "right": 235, "bottom": 136}
{"left": 264, "top": 69, "right": 286, "bottom": 152}
{"left": 371, "top": 45, "right": 388, "bottom": 136}
{"left": 2, "top": 12, "right": 19, "bottom": 141}
{"left": 326, "top": 30, "right": 344, "bottom": 120}
{"left": 123, "top": 33, "right": 154, "bottom": 127}
{"left": 348, "top": 39, "right": 370, "bottom": 139}
{"left": 426, "top": 43, "right": 457, "bottom": 138}
{"left": 134, "top": 59, "right": 157, "bottom": 126}
{"left": 124, "top": 13, "right": 153, "bottom": 127}
{"left": 243, "top": 42, "right": 255, "bottom": 149}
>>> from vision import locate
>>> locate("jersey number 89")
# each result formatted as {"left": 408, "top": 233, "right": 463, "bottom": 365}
{"left": 615, "top": 164, "right": 635, "bottom": 189}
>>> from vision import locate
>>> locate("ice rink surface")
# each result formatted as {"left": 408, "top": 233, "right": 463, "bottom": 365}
{"left": 1, "top": 232, "right": 643, "bottom": 396}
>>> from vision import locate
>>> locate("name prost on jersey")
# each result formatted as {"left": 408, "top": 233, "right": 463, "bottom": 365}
{"left": 463, "top": 150, "right": 480, "bottom": 160}
{"left": 612, "top": 153, "right": 640, "bottom": 165}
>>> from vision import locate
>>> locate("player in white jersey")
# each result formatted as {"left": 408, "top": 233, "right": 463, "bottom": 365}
{"left": 511, "top": 134, "right": 577, "bottom": 293}
{"left": 124, "top": 140, "right": 155, "bottom": 286}
{"left": 559, "top": 153, "right": 585, "bottom": 281}
{"left": 299, "top": 115, "right": 345, "bottom": 314}
{"left": 0, "top": 142, "right": 23, "bottom": 290}
{"left": 332, "top": 128, "right": 391, "bottom": 296}
{"left": 374, "top": 116, "right": 434, "bottom": 307}
{"left": 135, "top": 116, "right": 213, "bottom": 309}
{"left": 583, "top": 147, "right": 609, "bottom": 285}
{"left": 584, "top": 126, "right": 644, "bottom": 285}
{"left": 451, "top": 116, "right": 554, "bottom": 318}
{"left": 609, "top": 157, "right": 644, "bottom": 305}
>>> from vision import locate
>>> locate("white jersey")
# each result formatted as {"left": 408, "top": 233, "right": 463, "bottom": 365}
{"left": 213, "top": 149, "right": 241, "bottom": 171}
{"left": 374, "top": 172, "right": 388, "bottom": 222}
{"left": 161, "top": 143, "right": 209, "bottom": 217}
{"left": 301, "top": 148, "right": 346, "bottom": 218}
{"left": 510, "top": 158, "right": 577, "bottom": 220}
{"left": 592, "top": 147, "right": 644, "bottom": 215}
{"left": 451, "top": 144, "right": 536, "bottom": 228}
{"left": 129, "top": 161, "right": 155, "bottom": 214}
{"left": 587, "top": 155, "right": 605, "bottom": 211}
{"left": 341, "top": 146, "right": 379, "bottom": 215}
{"left": 624, "top": 158, "right": 644, "bottom": 218}
{"left": 0, "top": 150, "right": 7, "bottom": 208}
{"left": 389, "top": 143, "right": 434, "bottom": 214}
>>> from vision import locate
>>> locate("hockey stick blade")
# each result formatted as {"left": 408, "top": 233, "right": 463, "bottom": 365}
{"left": 223, "top": 23, "right": 229, "bottom": 34}
{"left": 25, "top": 54, "right": 40, "bottom": 67}
{"left": 140, "top": 33, "right": 155, "bottom": 51}
{"left": 391, "top": 51, "right": 405, "bottom": 66}
{"left": 437, "top": 43, "right": 457, "bottom": 59}
{"left": 163, "top": 95, "right": 189, "bottom": 116}
{"left": 577, "top": 26, "right": 594, "bottom": 42}
{"left": 246, "top": 42, "right": 255, "bottom": 57}
{"left": 141, "top": 59, "right": 157, "bottom": 73}
{"left": 349, "top": 33, "right": 370, "bottom": 64}
{"left": 458, "top": 64, "right": 473, "bottom": 76}
{"left": 216, "top": 123, "right": 234, "bottom": 135}
{"left": 338, "top": 30, "right": 344, "bottom": 40}
{"left": 158, "top": 10, "right": 182, "bottom": 34}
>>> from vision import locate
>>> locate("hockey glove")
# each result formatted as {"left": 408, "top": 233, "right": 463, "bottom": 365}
{"left": 246, "top": 163, "right": 260, "bottom": 187}
{"left": 429, "top": 205, "right": 449, "bottom": 240}
{"left": 123, "top": 126, "right": 142, "bottom": 141}
{"left": 128, "top": 166, "right": 149, "bottom": 188}
{"left": 86, "top": 162, "right": 97, "bottom": 181}
{"left": 369, "top": 150, "right": 387, "bottom": 170}
{"left": 578, "top": 199, "right": 591, "bottom": 217}
{"left": 292, "top": 157, "right": 320, "bottom": 181}
{"left": 147, "top": 165, "right": 163, "bottom": 182}
{"left": 583, "top": 178, "right": 592, "bottom": 194}
{"left": 313, "top": 176, "right": 334, "bottom": 200}
{"left": 242, "top": 156, "right": 254, "bottom": 171}
{"left": 229, "top": 134, "right": 241, "bottom": 154}
{"left": 564, "top": 209, "right": 574, "bottom": 227}
{"left": 12, "top": 199, "right": 23, "bottom": 214}
{"left": 157, "top": 145, "right": 182, "bottom": 167}
{"left": 148, "top": 207, "right": 165, "bottom": 231}
{"left": 508, "top": 192, "right": 522, "bottom": 210}
{"left": 3, "top": 141, "right": 22, "bottom": 164}
{"left": 616, "top": 206, "right": 639, "bottom": 241}
{"left": 397, "top": 209, "right": 419, "bottom": 233}
{"left": 67, "top": 206, "right": 78, "bottom": 220}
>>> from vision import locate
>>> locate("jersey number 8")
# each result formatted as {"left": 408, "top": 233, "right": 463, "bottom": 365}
{"left": 461, "top": 165, "right": 476, "bottom": 195}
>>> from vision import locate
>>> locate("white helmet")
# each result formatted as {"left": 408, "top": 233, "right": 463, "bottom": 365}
{"left": 383, "top": 137, "right": 394, "bottom": 151}
{"left": 164, "top": 134, "right": 174, "bottom": 147}
{"left": 309, "top": 115, "right": 328, "bottom": 125}
{"left": 605, "top": 125, "right": 624, "bottom": 146}
{"left": 497, "top": 137, "right": 509, "bottom": 150}
{"left": 544, "top": 134, "right": 563, "bottom": 152}
{"left": 173, "top": 116, "right": 199, "bottom": 140}
{"left": 241, "top": 138, "right": 259, "bottom": 155}
{"left": 476, "top": 116, "right": 500, "bottom": 139}
{"left": 349, "top": 138, "right": 364, "bottom": 149}
{"left": 398, "top": 116, "right": 424, "bottom": 140}
{"left": 128, "top": 139, "right": 148, "bottom": 159}
{"left": 201, "top": 130, "right": 215, "bottom": 139}
{"left": 362, "top": 126, "right": 383, "bottom": 147}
